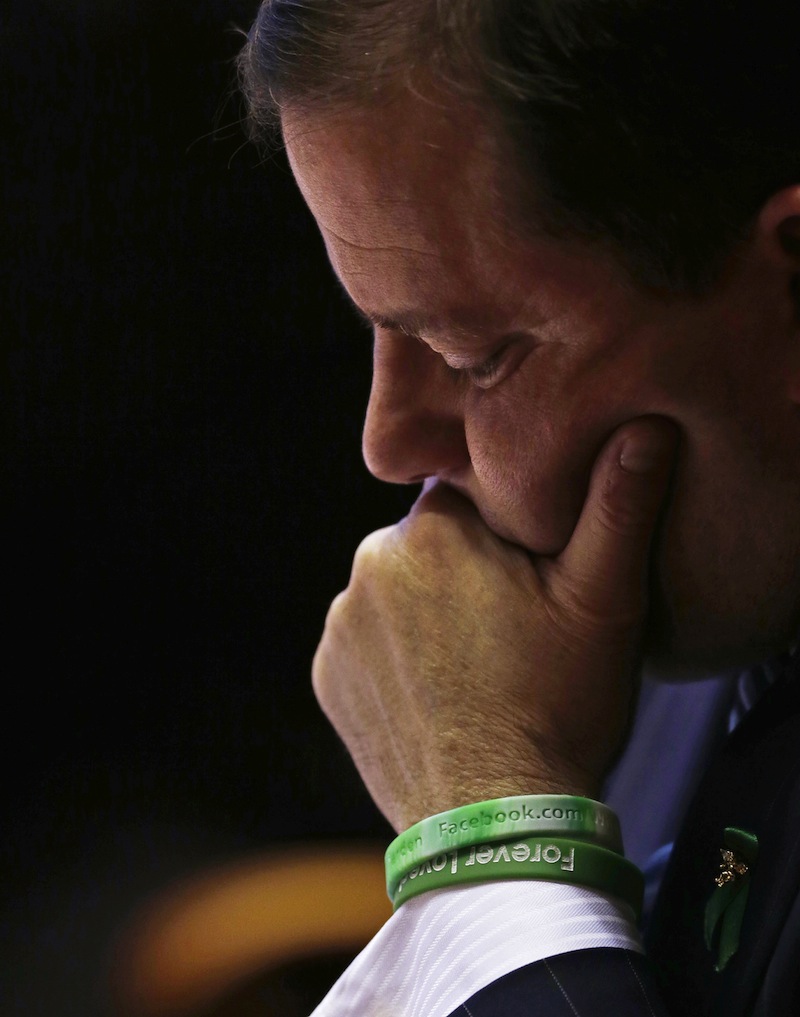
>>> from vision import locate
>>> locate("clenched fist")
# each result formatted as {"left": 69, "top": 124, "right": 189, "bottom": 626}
{"left": 312, "top": 418, "right": 678, "bottom": 832}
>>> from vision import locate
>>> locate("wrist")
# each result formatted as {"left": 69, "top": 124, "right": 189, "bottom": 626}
{"left": 391, "top": 835, "right": 643, "bottom": 919}
{"left": 387, "top": 793, "right": 622, "bottom": 889}
{"left": 397, "top": 774, "right": 599, "bottom": 832}
{"left": 386, "top": 794, "right": 640, "bottom": 917}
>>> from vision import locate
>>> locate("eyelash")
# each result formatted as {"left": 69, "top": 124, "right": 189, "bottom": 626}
{"left": 459, "top": 348, "right": 506, "bottom": 388}
{"left": 405, "top": 331, "right": 507, "bottom": 390}
{"left": 364, "top": 321, "right": 508, "bottom": 390}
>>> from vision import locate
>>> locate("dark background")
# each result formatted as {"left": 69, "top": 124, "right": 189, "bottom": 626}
{"left": 5, "top": 2, "right": 411, "bottom": 1012}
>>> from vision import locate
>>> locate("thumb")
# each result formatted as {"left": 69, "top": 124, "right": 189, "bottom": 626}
{"left": 551, "top": 416, "right": 679, "bottom": 625}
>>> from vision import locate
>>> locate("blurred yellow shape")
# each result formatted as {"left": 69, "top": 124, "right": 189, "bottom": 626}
{"left": 112, "top": 843, "right": 392, "bottom": 1017}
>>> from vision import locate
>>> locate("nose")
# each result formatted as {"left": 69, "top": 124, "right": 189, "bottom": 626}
{"left": 362, "top": 332, "right": 469, "bottom": 484}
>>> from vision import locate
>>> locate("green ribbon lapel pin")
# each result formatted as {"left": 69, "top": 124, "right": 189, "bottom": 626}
{"left": 704, "top": 827, "right": 758, "bottom": 972}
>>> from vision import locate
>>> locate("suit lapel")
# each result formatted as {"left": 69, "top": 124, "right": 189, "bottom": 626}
{"left": 647, "top": 666, "right": 800, "bottom": 1016}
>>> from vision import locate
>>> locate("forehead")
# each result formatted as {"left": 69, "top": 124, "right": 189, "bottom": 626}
{"left": 283, "top": 97, "right": 507, "bottom": 242}
{"left": 283, "top": 99, "right": 530, "bottom": 316}
{"left": 282, "top": 95, "right": 631, "bottom": 339}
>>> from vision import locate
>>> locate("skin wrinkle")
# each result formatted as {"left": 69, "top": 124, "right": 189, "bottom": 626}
{"left": 347, "top": 265, "right": 555, "bottom": 355}
{"left": 318, "top": 220, "right": 436, "bottom": 259}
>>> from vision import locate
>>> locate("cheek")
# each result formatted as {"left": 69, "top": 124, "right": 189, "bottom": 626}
{"left": 648, "top": 425, "right": 800, "bottom": 670}
{"left": 464, "top": 382, "right": 606, "bottom": 553}
{"left": 460, "top": 340, "right": 674, "bottom": 553}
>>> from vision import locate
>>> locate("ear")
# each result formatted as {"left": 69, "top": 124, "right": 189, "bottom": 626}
{"left": 753, "top": 187, "right": 800, "bottom": 403}
{"left": 755, "top": 186, "right": 800, "bottom": 308}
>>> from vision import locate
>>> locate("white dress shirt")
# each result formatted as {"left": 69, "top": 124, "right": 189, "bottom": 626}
{"left": 311, "top": 671, "right": 742, "bottom": 1017}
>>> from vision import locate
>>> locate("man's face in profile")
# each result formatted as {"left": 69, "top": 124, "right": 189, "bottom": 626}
{"left": 284, "top": 94, "right": 800, "bottom": 676}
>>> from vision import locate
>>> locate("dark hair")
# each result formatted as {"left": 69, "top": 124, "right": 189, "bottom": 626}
{"left": 238, "top": 0, "right": 800, "bottom": 291}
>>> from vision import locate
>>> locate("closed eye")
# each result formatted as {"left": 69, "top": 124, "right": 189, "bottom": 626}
{"left": 359, "top": 311, "right": 515, "bottom": 391}
{"left": 458, "top": 347, "right": 508, "bottom": 389}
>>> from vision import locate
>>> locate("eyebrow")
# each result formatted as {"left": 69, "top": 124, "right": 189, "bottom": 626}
{"left": 350, "top": 302, "right": 490, "bottom": 343}
{"left": 329, "top": 270, "right": 487, "bottom": 341}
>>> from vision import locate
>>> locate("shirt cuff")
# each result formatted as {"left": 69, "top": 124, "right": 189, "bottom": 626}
{"left": 310, "top": 881, "right": 643, "bottom": 1017}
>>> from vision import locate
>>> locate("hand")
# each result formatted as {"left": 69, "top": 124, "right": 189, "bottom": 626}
{"left": 312, "top": 417, "right": 678, "bottom": 832}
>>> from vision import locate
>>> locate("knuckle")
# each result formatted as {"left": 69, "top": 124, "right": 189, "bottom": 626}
{"left": 352, "top": 525, "right": 396, "bottom": 573}
{"left": 328, "top": 587, "right": 348, "bottom": 616}
{"left": 544, "top": 590, "right": 602, "bottom": 641}
{"left": 399, "top": 505, "right": 461, "bottom": 560}
{"left": 596, "top": 481, "right": 647, "bottom": 536}
{"left": 312, "top": 591, "right": 347, "bottom": 699}
{"left": 310, "top": 645, "right": 330, "bottom": 708}
{"left": 551, "top": 571, "right": 643, "bottom": 634}
{"left": 324, "top": 589, "right": 348, "bottom": 631}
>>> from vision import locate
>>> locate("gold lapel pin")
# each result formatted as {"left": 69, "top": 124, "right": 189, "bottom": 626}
{"left": 715, "top": 848, "right": 749, "bottom": 887}
{"left": 705, "top": 827, "right": 758, "bottom": 971}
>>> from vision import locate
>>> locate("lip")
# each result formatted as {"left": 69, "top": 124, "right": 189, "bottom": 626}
{"left": 429, "top": 475, "right": 531, "bottom": 548}
{"left": 428, "top": 471, "right": 575, "bottom": 558}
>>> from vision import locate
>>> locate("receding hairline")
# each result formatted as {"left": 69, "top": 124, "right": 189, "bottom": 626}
{"left": 279, "top": 85, "right": 661, "bottom": 295}
{"left": 282, "top": 83, "right": 581, "bottom": 272}
{"left": 239, "top": 0, "right": 792, "bottom": 293}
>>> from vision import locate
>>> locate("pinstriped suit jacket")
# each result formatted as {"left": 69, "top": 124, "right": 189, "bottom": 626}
{"left": 446, "top": 666, "right": 800, "bottom": 1016}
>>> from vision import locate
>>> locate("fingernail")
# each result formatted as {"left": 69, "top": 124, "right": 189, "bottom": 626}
{"left": 620, "top": 436, "right": 662, "bottom": 474}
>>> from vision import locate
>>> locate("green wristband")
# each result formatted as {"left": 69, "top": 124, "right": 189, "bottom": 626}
{"left": 386, "top": 796, "right": 622, "bottom": 897}
{"left": 391, "top": 836, "right": 643, "bottom": 920}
